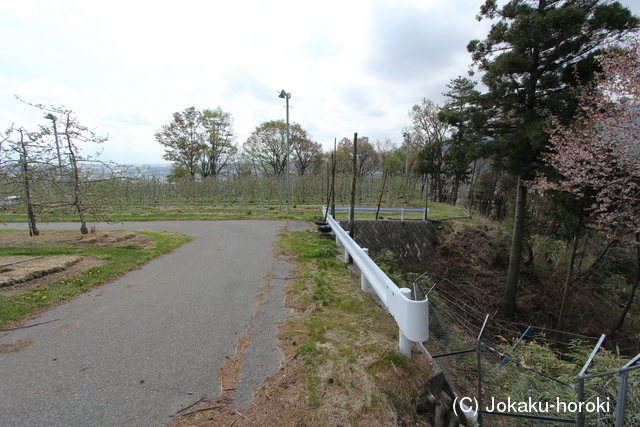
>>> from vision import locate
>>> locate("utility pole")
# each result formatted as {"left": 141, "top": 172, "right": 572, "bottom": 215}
{"left": 278, "top": 90, "right": 291, "bottom": 214}
{"left": 403, "top": 132, "right": 410, "bottom": 204}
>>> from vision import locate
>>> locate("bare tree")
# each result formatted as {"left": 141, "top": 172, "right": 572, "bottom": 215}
{"left": 409, "top": 98, "right": 451, "bottom": 202}
{"left": 21, "top": 100, "right": 110, "bottom": 234}
{"left": 2, "top": 126, "right": 42, "bottom": 235}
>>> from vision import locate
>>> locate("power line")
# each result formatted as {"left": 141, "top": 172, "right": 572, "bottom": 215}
{"left": 96, "top": 122, "right": 161, "bottom": 127}
{"left": 88, "top": 108, "right": 282, "bottom": 129}
{"left": 233, "top": 106, "right": 282, "bottom": 115}
{"left": 290, "top": 107, "right": 357, "bottom": 132}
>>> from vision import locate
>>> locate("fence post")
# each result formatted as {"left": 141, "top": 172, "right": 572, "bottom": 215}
{"left": 615, "top": 371, "right": 629, "bottom": 427}
{"left": 576, "top": 377, "right": 585, "bottom": 427}
{"left": 476, "top": 315, "right": 489, "bottom": 427}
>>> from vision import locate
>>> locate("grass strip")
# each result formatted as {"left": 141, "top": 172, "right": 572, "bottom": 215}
{"left": 0, "top": 230, "right": 193, "bottom": 327}
{"left": 276, "top": 229, "right": 434, "bottom": 425}
{"left": 0, "top": 202, "right": 465, "bottom": 223}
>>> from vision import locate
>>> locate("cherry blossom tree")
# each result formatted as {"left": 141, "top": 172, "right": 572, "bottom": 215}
{"left": 535, "top": 39, "right": 640, "bottom": 334}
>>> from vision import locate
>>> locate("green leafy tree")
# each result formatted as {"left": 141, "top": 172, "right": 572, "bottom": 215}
{"left": 243, "top": 120, "right": 317, "bottom": 176}
{"left": 155, "top": 107, "right": 206, "bottom": 179}
{"left": 439, "top": 77, "right": 486, "bottom": 206}
{"left": 290, "top": 126, "right": 322, "bottom": 176}
{"left": 335, "top": 136, "right": 380, "bottom": 177}
{"left": 468, "top": 0, "right": 639, "bottom": 317}
{"left": 243, "top": 120, "right": 288, "bottom": 176}
{"left": 200, "top": 108, "right": 237, "bottom": 178}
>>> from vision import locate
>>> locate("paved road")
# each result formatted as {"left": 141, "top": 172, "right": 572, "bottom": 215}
{"left": 0, "top": 220, "right": 310, "bottom": 426}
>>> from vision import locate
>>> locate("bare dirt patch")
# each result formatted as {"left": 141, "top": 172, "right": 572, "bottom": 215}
{"left": 0, "top": 230, "right": 150, "bottom": 248}
{"left": 0, "top": 231, "right": 150, "bottom": 297}
{"left": 0, "top": 256, "right": 105, "bottom": 297}
{"left": 0, "top": 338, "right": 34, "bottom": 355}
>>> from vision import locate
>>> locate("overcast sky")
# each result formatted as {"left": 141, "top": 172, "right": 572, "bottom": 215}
{"left": 2, "top": 0, "right": 639, "bottom": 165}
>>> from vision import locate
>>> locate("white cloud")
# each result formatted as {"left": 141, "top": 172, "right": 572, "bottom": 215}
{"left": 2, "top": 0, "right": 636, "bottom": 164}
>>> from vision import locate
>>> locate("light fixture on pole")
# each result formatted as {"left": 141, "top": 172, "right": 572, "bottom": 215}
{"left": 278, "top": 90, "right": 291, "bottom": 214}
{"left": 44, "top": 113, "right": 64, "bottom": 181}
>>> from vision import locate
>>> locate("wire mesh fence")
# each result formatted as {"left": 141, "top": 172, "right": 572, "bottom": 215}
{"left": 422, "top": 286, "right": 640, "bottom": 426}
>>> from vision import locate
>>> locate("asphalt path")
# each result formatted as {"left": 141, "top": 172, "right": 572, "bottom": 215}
{"left": 0, "top": 220, "right": 310, "bottom": 426}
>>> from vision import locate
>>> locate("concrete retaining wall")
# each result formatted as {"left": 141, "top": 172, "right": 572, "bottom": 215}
{"left": 338, "top": 219, "right": 435, "bottom": 264}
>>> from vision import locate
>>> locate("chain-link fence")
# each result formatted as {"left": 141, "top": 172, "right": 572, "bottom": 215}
{"left": 421, "top": 286, "right": 640, "bottom": 426}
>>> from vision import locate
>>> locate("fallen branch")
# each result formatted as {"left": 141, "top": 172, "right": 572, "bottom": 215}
{"left": 0, "top": 256, "right": 44, "bottom": 268}
{"left": 0, "top": 318, "right": 58, "bottom": 332}
{"left": 176, "top": 395, "right": 208, "bottom": 414}
{"left": 180, "top": 405, "right": 221, "bottom": 417}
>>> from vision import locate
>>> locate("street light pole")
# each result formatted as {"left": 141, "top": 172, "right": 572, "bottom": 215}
{"left": 403, "top": 132, "right": 410, "bottom": 204}
{"left": 279, "top": 90, "right": 291, "bottom": 214}
{"left": 45, "top": 113, "right": 64, "bottom": 181}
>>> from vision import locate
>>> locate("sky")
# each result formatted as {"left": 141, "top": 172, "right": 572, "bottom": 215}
{"left": 2, "top": 0, "right": 639, "bottom": 165}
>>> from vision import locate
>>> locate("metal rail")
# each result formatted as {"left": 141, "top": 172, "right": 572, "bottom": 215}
{"left": 329, "top": 205, "right": 429, "bottom": 220}
{"left": 322, "top": 208, "right": 429, "bottom": 357}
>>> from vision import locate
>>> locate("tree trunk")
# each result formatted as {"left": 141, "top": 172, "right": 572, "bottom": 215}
{"left": 466, "top": 159, "right": 478, "bottom": 212}
{"left": 331, "top": 152, "right": 336, "bottom": 217}
{"left": 500, "top": 177, "right": 527, "bottom": 318}
{"left": 21, "top": 156, "right": 40, "bottom": 237}
{"left": 609, "top": 234, "right": 640, "bottom": 336}
{"left": 18, "top": 131, "right": 39, "bottom": 237}
{"left": 349, "top": 133, "right": 357, "bottom": 242}
{"left": 65, "top": 127, "right": 88, "bottom": 235}
{"left": 557, "top": 214, "right": 582, "bottom": 330}
{"left": 376, "top": 171, "right": 387, "bottom": 220}
{"left": 451, "top": 175, "right": 460, "bottom": 206}
{"left": 324, "top": 161, "right": 331, "bottom": 221}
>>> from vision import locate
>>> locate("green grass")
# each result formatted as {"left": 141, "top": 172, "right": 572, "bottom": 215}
{"left": 277, "top": 228, "right": 434, "bottom": 424}
{"left": 0, "top": 230, "right": 193, "bottom": 327}
{"left": 330, "top": 202, "right": 466, "bottom": 220}
{"left": 0, "top": 201, "right": 465, "bottom": 224}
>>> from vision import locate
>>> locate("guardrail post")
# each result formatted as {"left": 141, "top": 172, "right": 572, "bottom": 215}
{"left": 361, "top": 248, "right": 370, "bottom": 292}
{"left": 399, "top": 288, "right": 412, "bottom": 358}
{"left": 400, "top": 331, "right": 411, "bottom": 358}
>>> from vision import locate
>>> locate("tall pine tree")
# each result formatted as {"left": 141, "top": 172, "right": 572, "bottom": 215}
{"left": 467, "top": 0, "right": 639, "bottom": 317}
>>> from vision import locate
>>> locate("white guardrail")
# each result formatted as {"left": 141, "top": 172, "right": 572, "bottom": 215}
{"left": 322, "top": 208, "right": 429, "bottom": 358}
{"left": 329, "top": 205, "right": 429, "bottom": 220}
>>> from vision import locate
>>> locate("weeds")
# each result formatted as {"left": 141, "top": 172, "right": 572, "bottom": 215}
{"left": 278, "top": 229, "right": 434, "bottom": 425}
